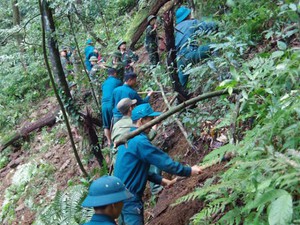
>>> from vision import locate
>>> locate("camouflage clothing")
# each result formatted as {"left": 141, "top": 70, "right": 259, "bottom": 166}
{"left": 70, "top": 51, "right": 81, "bottom": 75}
{"left": 145, "top": 24, "right": 159, "bottom": 65}
{"left": 113, "top": 61, "right": 125, "bottom": 81}
{"left": 89, "top": 64, "right": 102, "bottom": 87}
{"left": 121, "top": 50, "right": 139, "bottom": 73}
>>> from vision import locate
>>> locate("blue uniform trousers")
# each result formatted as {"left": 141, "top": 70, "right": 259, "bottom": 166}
{"left": 177, "top": 45, "right": 210, "bottom": 87}
{"left": 118, "top": 196, "right": 144, "bottom": 225}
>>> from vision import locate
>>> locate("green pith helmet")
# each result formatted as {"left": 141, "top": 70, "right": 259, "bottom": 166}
{"left": 147, "top": 15, "right": 156, "bottom": 24}
{"left": 117, "top": 40, "right": 126, "bottom": 50}
{"left": 89, "top": 56, "right": 98, "bottom": 62}
{"left": 112, "top": 51, "right": 122, "bottom": 59}
{"left": 81, "top": 176, "right": 133, "bottom": 208}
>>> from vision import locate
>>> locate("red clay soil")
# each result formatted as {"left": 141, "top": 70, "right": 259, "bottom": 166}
{"left": 147, "top": 163, "right": 225, "bottom": 225}
{"left": 0, "top": 97, "right": 97, "bottom": 225}
{"left": 142, "top": 117, "right": 228, "bottom": 225}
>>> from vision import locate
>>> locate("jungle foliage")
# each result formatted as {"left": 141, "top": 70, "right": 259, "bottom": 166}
{"left": 0, "top": 0, "right": 299, "bottom": 224}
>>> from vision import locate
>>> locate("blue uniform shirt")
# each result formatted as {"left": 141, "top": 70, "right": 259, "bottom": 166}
{"left": 83, "top": 214, "right": 116, "bottom": 225}
{"left": 175, "top": 19, "right": 217, "bottom": 53}
{"left": 112, "top": 84, "right": 150, "bottom": 119}
{"left": 114, "top": 128, "right": 191, "bottom": 198}
{"left": 102, "top": 76, "right": 123, "bottom": 105}
{"left": 85, "top": 45, "right": 95, "bottom": 71}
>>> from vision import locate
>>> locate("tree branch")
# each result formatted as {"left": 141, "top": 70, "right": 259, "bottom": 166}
{"left": 39, "top": 0, "right": 88, "bottom": 177}
{"left": 115, "top": 88, "right": 241, "bottom": 147}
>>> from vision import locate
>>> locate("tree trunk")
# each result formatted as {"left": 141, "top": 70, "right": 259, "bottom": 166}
{"left": 129, "top": 0, "right": 171, "bottom": 50}
{"left": 11, "top": 0, "right": 27, "bottom": 72}
{"left": 84, "top": 108, "right": 104, "bottom": 167}
{"left": 41, "top": 0, "right": 72, "bottom": 100}
{"left": 163, "top": 4, "right": 188, "bottom": 102}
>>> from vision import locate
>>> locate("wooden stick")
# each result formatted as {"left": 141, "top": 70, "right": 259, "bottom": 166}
{"left": 137, "top": 91, "right": 170, "bottom": 94}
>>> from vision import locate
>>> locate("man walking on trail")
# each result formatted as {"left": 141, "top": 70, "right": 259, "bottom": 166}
{"left": 81, "top": 175, "right": 133, "bottom": 225}
{"left": 111, "top": 72, "right": 153, "bottom": 124}
{"left": 114, "top": 103, "right": 203, "bottom": 225}
{"left": 102, "top": 68, "right": 123, "bottom": 147}
{"left": 145, "top": 15, "right": 159, "bottom": 65}
{"left": 175, "top": 6, "right": 218, "bottom": 87}
{"left": 117, "top": 40, "right": 139, "bottom": 73}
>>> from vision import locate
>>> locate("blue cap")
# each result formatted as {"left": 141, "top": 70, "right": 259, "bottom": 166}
{"left": 86, "top": 39, "right": 93, "bottom": 45}
{"left": 176, "top": 6, "right": 191, "bottom": 24}
{"left": 131, "top": 103, "right": 161, "bottom": 121}
{"left": 81, "top": 175, "right": 133, "bottom": 207}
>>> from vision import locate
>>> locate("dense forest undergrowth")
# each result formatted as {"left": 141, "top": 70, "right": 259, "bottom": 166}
{"left": 0, "top": 0, "right": 300, "bottom": 224}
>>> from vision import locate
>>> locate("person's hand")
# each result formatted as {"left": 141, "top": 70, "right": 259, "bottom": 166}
{"left": 129, "top": 61, "right": 135, "bottom": 67}
{"left": 191, "top": 165, "right": 203, "bottom": 175}
{"left": 162, "top": 177, "right": 177, "bottom": 187}
{"left": 154, "top": 24, "right": 157, "bottom": 30}
{"left": 147, "top": 90, "right": 154, "bottom": 97}
{"left": 152, "top": 124, "right": 158, "bottom": 131}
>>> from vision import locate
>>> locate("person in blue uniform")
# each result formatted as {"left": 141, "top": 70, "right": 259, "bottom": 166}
{"left": 102, "top": 68, "right": 123, "bottom": 146}
{"left": 175, "top": 6, "right": 218, "bottom": 87}
{"left": 85, "top": 39, "right": 96, "bottom": 72}
{"left": 111, "top": 72, "right": 153, "bottom": 124}
{"left": 114, "top": 103, "right": 203, "bottom": 225}
{"left": 82, "top": 175, "right": 133, "bottom": 225}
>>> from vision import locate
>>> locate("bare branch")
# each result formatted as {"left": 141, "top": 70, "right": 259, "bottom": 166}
{"left": 115, "top": 88, "right": 241, "bottom": 147}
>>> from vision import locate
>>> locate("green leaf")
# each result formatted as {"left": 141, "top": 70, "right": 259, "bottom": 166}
{"left": 277, "top": 41, "right": 287, "bottom": 50}
{"left": 268, "top": 194, "right": 293, "bottom": 225}
{"left": 228, "top": 87, "right": 233, "bottom": 95}
{"left": 245, "top": 189, "right": 289, "bottom": 211}
{"left": 271, "top": 51, "right": 284, "bottom": 59}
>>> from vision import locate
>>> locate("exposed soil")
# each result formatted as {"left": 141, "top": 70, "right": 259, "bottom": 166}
{"left": 0, "top": 97, "right": 99, "bottom": 225}
{"left": 0, "top": 46, "right": 229, "bottom": 225}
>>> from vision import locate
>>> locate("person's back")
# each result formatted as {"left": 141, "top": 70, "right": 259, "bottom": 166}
{"left": 111, "top": 73, "right": 151, "bottom": 122}
{"left": 175, "top": 19, "right": 200, "bottom": 51}
{"left": 102, "top": 68, "right": 123, "bottom": 146}
{"left": 85, "top": 39, "right": 95, "bottom": 71}
{"left": 102, "top": 75, "right": 122, "bottom": 105}
{"left": 175, "top": 6, "right": 218, "bottom": 87}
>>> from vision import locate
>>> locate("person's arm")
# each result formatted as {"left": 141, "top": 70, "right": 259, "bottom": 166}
{"left": 130, "top": 50, "right": 139, "bottom": 62}
{"left": 148, "top": 171, "right": 163, "bottom": 184}
{"left": 161, "top": 177, "right": 177, "bottom": 187}
{"left": 130, "top": 90, "right": 150, "bottom": 104}
{"left": 137, "top": 137, "right": 192, "bottom": 177}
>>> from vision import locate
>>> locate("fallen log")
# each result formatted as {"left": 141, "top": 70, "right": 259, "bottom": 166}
{"left": 0, "top": 107, "right": 60, "bottom": 152}
{"left": 0, "top": 108, "right": 103, "bottom": 152}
